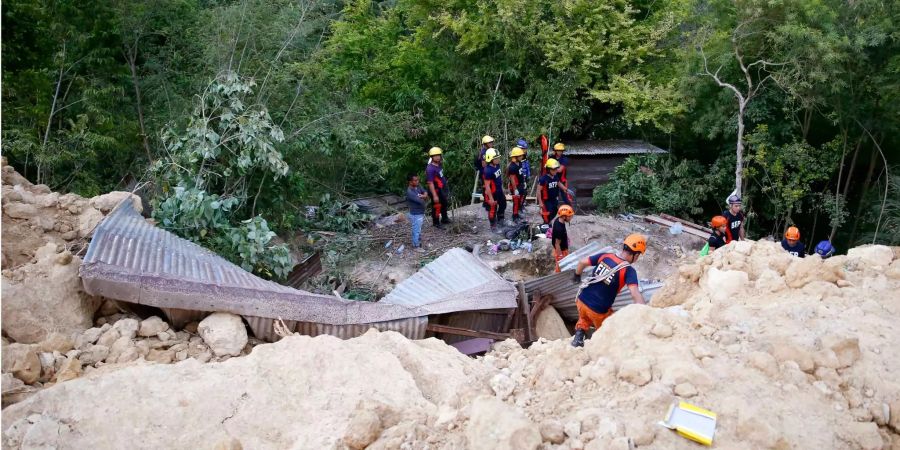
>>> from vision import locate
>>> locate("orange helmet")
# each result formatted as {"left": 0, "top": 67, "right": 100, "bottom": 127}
{"left": 711, "top": 216, "right": 728, "bottom": 228}
{"left": 624, "top": 233, "right": 647, "bottom": 254}
{"left": 785, "top": 226, "right": 800, "bottom": 240}
{"left": 558, "top": 205, "right": 574, "bottom": 217}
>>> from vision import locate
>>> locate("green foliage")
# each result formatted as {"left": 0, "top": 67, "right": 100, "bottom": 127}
{"left": 301, "top": 194, "right": 374, "bottom": 233}
{"left": 151, "top": 73, "right": 293, "bottom": 279}
{"left": 861, "top": 174, "right": 900, "bottom": 246}
{"left": 593, "top": 154, "right": 718, "bottom": 217}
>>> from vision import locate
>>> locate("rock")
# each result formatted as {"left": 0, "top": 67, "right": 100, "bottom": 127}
{"left": 198, "top": 313, "right": 248, "bottom": 357}
{"left": 701, "top": 267, "right": 749, "bottom": 302}
{"left": 1, "top": 373, "right": 37, "bottom": 407}
{"left": 617, "top": 358, "right": 652, "bottom": 386}
{"left": 75, "top": 328, "right": 103, "bottom": 350}
{"left": 564, "top": 420, "right": 582, "bottom": 439}
{"left": 608, "top": 437, "right": 632, "bottom": 450}
{"left": 38, "top": 333, "right": 75, "bottom": 354}
{"left": 108, "top": 336, "right": 135, "bottom": 363}
{"left": 674, "top": 382, "right": 698, "bottom": 397}
{"left": 838, "top": 421, "right": 883, "bottom": 450}
{"left": 79, "top": 345, "right": 110, "bottom": 366}
{"left": 755, "top": 269, "right": 787, "bottom": 293}
{"left": 890, "top": 400, "right": 900, "bottom": 433}
{"left": 848, "top": 245, "right": 894, "bottom": 267}
{"left": 55, "top": 357, "right": 83, "bottom": 382}
{"left": 772, "top": 344, "right": 815, "bottom": 373}
{"left": 4, "top": 203, "right": 39, "bottom": 219}
{"left": 139, "top": 316, "right": 170, "bottom": 337}
{"left": 650, "top": 322, "right": 673, "bottom": 338}
{"left": 184, "top": 322, "right": 200, "bottom": 334}
{"left": 490, "top": 373, "right": 516, "bottom": 399}
{"left": 534, "top": 306, "right": 571, "bottom": 340}
{"left": 342, "top": 408, "right": 382, "bottom": 449}
{"left": 821, "top": 336, "right": 860, "bottom": 368}
{"left": 97, "top": 299, "right": 123, "bottom": 317}
{"left": 146, "top": 349, "right": 174, "bottom": 364}
{"left": 76, "top": 206, "right": 104, "bottom": 238}
{"left": 112, "top": 318, "right": 140, "bottom": 340}
{"left": 539, "top": 420, "right": 566, "bottom": 444}
{"left": 1, "top": 344, "right": 41, "bottom": 384}
{"left": 747, "top": 351, "right": 779, "bottom": 377}
{"left": 89, "top": 191, "right": 143, "bottom": 214}
{"left": 625, "top": 419, "right": 656, "bottom": 446}
{"left": 96, "top": 328, "right": 121, "bottom": 348}
{"left": 466, "top": 396, "right": 541, "bottom": 450}
{"left": 1, "top": 245, "right": 102, "bottom": 343}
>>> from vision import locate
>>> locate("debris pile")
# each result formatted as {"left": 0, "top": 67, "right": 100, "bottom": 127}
{"left": 3, "top": 241, "right": 899, "bottom": 449}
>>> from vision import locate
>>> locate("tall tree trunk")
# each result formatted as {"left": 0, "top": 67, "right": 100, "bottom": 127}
{"left": 735, "top": 103, "right": 746, "bottom": 197}
{"left": 850, "top": 147, "right": 879, "bottom": 242}
{"left": 126, "top": 45, "right": 152, "bottom": 162}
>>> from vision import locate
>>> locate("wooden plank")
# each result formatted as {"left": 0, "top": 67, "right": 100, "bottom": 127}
{"left": 660, "top": 213, "right": 712, "bottom": 234}
{"left": 517, "top": 281, "right": 533, "bottom": 342}
{"left": 426, "top": 323, "right": 511, "bottom": 341}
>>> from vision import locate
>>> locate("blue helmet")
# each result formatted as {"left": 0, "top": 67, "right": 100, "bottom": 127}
{"left": 815, "top": 240, "right": 834, "bottom": 258}
{"left": 516, "top": 138, "right": 529, "bottom": 149}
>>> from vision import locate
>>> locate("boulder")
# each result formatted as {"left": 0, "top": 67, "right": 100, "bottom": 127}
{"left": 342, "top": 408, "right": 382, "bottom": 449}
{"left": 138, "top": 316, "right": 170, "bottom": 337}
{"left": 37, "top": 333, "right": 75, "bottom": 354}
{"left": 466, "top": 396, "right": 541, "bottom": 450}
{"left": 617, "top": 358, "right": 652, "bottom": 386}
{"left": 1, "top": 344, "right": 41, "bottom": 384}
{"left": 112, "top": 318, "right": 140, "bottom": 340}
{"left": 89, "top": 191, "right": 143, "bottom": 214}
{"left": 539, "top": 420, "right": 566, "bottom": 444}
{"left": 1, "top": 244, "right": 101, "bottom": 343}
{"left": 701, "top": 267, "right": 749, "bottom": 302}
{"left": 848, "top": 245, "right": 894, "bottom": 268}
{"left": 198, "top": 313, "right": 248, "bottom": 357}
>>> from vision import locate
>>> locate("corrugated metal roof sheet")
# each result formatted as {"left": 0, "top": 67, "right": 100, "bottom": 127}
{"left": 565, "top": 140, "right": 668, "bottom": 156}
{"left": 380, "top": 248, "right": 518, "bottom": 313}
{"left": 558, "top": 243, "right": 614, "bottom": 272}
{"left": 80, "top": 202, "right": 440, "bottom": 326}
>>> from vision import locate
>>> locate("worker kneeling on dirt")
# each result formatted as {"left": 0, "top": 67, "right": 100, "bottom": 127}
{"left": 782, "top": 226, "right": 805, "bottom": 258}
{"left": 570, "top": 234, "right": 648, "bottom": 347}
{"left": 707, "top": 216, "right": 729, "bottom": 251}
{"left": 552, "top": 205, "right": 574, "bottom": 272}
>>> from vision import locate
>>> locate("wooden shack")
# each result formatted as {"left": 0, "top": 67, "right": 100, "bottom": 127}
{"left": 563, "top": 140, "right": 667, "bottom": 200}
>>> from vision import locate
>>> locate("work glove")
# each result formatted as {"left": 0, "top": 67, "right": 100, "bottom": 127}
{"left": 572, "top": 272, "right": 581, "bottom": 284}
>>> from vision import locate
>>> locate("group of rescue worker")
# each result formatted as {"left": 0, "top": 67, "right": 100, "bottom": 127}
{"left": 706, "top": 195, "right": 836, "bottom": 258}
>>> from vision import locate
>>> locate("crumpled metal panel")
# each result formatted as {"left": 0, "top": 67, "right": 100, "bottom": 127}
{"left": 244, "top": 315, "right": 427, "bottom": 342}
{"left": 565, "top": 140, "right": 668, "bottom": 156}
{"left": 80, "top": 202, "right": 433, "bottom": 325}
{"left": 380, "top": 248, "right": 518, "bottom": 313}
{"left": 558, "top": 243, "right": 613, "bottom": 272}
{"left": 524, "top": 271, "right": 664, "bottom": 322}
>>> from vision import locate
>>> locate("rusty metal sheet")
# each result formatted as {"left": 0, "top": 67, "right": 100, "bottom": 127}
{"left": 80, "top": 202, "right": 437, "bottom": 326}
{"left": 380, "top": 248, "right": 518, "bottom": 313}
{"left": 564, "top": 140, "right": 668, "bottom": 156}
{"left": 284, "top": 252, "right": 322, "bottom": 288}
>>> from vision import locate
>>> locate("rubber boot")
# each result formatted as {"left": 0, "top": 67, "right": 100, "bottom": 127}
{"left": 571, "top": 329, "right": 585, "bottom": 347}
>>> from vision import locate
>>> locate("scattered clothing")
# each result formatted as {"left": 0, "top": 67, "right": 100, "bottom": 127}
{"left": 722, "top": 209, "right": 745, "bottom": 242}
{"left": 781, "top": 238, "right": 806, "bottom": 258}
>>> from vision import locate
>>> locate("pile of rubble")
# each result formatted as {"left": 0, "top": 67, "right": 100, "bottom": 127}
{"left": 3, "top": 240, "right": 899, "bottom": 449}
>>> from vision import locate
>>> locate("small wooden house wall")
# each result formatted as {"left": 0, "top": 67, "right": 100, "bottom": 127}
{"left": 565, "top": 155, "right": 628, "bottom": 200}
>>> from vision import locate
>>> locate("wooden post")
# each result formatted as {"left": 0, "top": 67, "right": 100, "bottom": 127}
{"left": 517, "top": 281, "right": 533, "bottom": 342}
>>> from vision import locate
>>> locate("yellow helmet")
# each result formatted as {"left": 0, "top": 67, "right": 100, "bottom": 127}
{"left": 553, "top": 142, "right": 565, "bottom": 151}
{"left": 510, "top": 147, "right": 525, "bottom": 158}
{"left": 428, "top": 147, "right": 443, "bottom": 156}
{"left": 484, "top": 149, "right": 499, "bottom": 163}
{"left": 482, "top": 135, "right": 495, "bottom": 145}
{"left": 545, "top": 158, "right": 560, "bottom": 169}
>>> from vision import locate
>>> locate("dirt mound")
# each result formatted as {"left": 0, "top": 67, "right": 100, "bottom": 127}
{"left": 4, "top": 241, "right": 899, "bottom": 449}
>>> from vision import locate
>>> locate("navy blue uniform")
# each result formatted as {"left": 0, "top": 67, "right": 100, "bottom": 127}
{"left": 483, "top": 164, "right": 506, "bottom": 226}
{"left": 539, "top": 173, "right": 568, "bottom": 224}
{"left": 707, "top": 231, "right": 727, "bottom": 250}
{"left": 722, "top": 210, "right": 745, "bottom": 242}
{"left": 781, "top": 239, "right": 806, "bottom": 258}
{"left": 578, "top": 253, "right": 639, "bottom": 314}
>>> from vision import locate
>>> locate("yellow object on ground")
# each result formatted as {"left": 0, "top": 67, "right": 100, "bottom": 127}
{"left": 660, "top": 401, "right": 717, "bottom": 446}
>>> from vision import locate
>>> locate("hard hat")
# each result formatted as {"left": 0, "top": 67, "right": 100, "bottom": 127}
{"left": 510, "top": 147, "right": 526, "bottom": 158}
{"left": 482, "top": 135, "right": 495, "bottom": 145}
{"left": 624, "top": 233, "right": 648, "bottom": 254}
{"left": 428, "top": 147, "right": 443, "bottom": 156}
{"left": 785, "top": 226, "right": 800, "bottom": 240}
{"left": 711, "top": 216, "right": 728, "bottom": 228}
{"left": 728, "top": 194, "right": 742, "bottom": 205}
{"left": 815, "top": 240, "right": 834, "bottom": 257}
{"left": 516, "top": 139, "right": 529, "bottom": 149}
{"left": 545, "top": 158, "right": 560, "bottom": 169}
{"left": 484, "top": 149, "right": 499, "bottom": 163}
{"left": 558, "top": 205, "right": 574, "bottom": 217}
{"left": 553, "top": 142, "right": 565, "bottom": 151}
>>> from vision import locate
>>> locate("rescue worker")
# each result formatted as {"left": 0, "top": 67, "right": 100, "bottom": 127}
{"left": 482, "top": 149, "right": 506, "bottom": 232}
{"left": 425, "top": 147, "right": 451, "bottom": 229}
{"left": 538, "top": 158, "right": 569, "bottom": 225}
{"left": 473, "top": 135, "right": 495, "bottom": 177}
{"left": 708, "top": 216, "right": 729, "bottom": 251}
{"left": 552, "top": 142, "right": 569, "bottom": 184}
{"left": 815, "top": 240, "right": 835, "bottom": 258}
{"left": 507, "top": 146, "right": 528, "bottom": 223}
{"left": 552, "top": 205, "right": 574, "bottom": 272}
{"left": 570, "top": 234, "right": 648, "bottom": 347}
{"left": 516, "top": 138, "right": 532, "bottom": 185}
{"left": 722, "top": 195, "right": 746, "bottom": 242}
{"left": 781, "top": 226, "right": 805, "bottom": 257}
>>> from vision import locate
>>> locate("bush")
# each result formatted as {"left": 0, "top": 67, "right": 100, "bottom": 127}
{"left": 593, "top": 154, "right": 715, "bottom": 217}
